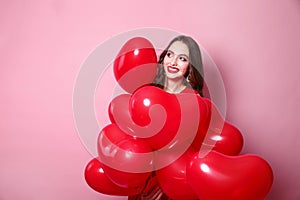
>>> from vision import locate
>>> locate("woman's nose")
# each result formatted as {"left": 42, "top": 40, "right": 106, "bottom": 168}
{"left": 170, "top": 56, "right": 178, "bottom": 65}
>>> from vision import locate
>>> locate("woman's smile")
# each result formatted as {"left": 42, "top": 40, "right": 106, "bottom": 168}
{"left": 167, "top": 65, "right": 180, "bottom": 73}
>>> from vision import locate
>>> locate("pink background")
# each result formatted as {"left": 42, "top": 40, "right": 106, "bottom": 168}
{"left": 1, "top": 0, "right": 300, "bottom": 199}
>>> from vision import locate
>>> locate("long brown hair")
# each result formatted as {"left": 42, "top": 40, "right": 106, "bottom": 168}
{"left": 152, "top": 35, "right": 204, "bottom": 96}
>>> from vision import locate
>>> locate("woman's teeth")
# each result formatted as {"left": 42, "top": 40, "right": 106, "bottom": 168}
{"left": 168, "top": 66, "right": 179, "bottom": 73}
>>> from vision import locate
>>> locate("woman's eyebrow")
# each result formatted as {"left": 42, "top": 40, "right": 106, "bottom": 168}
{"left": 167, "top": 49, "right": 189, "bottom": 58}
{"left": 180, "top": 54, "right": 189, "bottom": 58}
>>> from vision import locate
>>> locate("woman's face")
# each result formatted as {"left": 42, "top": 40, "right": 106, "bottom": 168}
{"left": 163, "top": 41, "right": 190, "bottom": 80}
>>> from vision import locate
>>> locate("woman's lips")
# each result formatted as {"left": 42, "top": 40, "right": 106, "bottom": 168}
{"left": 167, "top": 66, "right": 179, "bottom": 73}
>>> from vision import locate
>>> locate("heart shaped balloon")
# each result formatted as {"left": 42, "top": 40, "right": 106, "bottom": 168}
{"left": 186, "top": 151, "right": 273, "bottom": 200}
{"left": 109, "top": 85, "right": 211, "bottom": 151}
{"left": 187, "top": 96, "right": 210, "bottom": 151}
{"left": 155, "top": 147, "right": 198, "bottom": 200}
{"left": 84, "top": 158, "right": 142, "bottom": 196}
{"left": 129, "top": 85, "right": 182, "bottom": 149}
{"left": 210, "top": 122, "right": 244, "bottom": 155}
{"left": 193, "top": 98, "right": 227, "bottom": 153}
{"left": 161, "top": 92, "right": 209, "bottom": 156}
{"left": 113, "top": 37, "right": 157, "bottom": 93}
{"left": 97, "top": 123, "right": 132, "bottom": 144}
{"left": 97, "top": 124, "right": 153, "bottom": 189}
{"left": 108, "top": 94, "right": 131, "bottom": 125}
{"left": 109, "top": 93, "right": 168, "bottom": 140}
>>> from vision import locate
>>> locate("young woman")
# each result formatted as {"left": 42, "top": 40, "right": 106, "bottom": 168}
{"left": 153, "top": 35, "right": 204, "bottom": 97}
{"left": 128, "top": 35, "right": 204, "bottom": 200}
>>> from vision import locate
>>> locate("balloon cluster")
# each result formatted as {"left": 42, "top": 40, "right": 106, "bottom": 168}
{"left": 84, "top": 37, "right": 273, "bottom": 200}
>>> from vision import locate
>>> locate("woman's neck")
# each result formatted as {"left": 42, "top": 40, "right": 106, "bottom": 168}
{"left": 164, "top": 78, "right": 186, "bottom": 94}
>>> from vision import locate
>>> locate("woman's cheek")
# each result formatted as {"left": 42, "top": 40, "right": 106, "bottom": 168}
{"left": 180, "top": 64, "right": 189, "bottom": 75}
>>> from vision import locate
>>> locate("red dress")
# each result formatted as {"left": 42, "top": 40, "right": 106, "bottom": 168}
{"left": 128, "top": 172, "right": 170, "bottom": 200}
{"left": 181, "top": 86, "right": 198, "bottom": 94}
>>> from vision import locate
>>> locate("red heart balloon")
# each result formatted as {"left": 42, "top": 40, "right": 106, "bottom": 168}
{"left": 155, "top": 147, "right": 198, "bottom": 200}
{"left": 108, "top": 94, "right": 131, "bottom": 125}
{"left": 193, "top": 99, "right": 227, "bottom": 152}
{"left": 109, "top": 93, "right": 168, "bottom": 140}
{"left": 163, "top": 92, "right": 209, "bottom": 155}
{"left": 97, "top": 125, "right": 153, "bottom": 189}
{"left": 109, "top": 86, "right": 210, "bottom": 152}
{"left": 210, "top": 122, "right": 244, "bottom": 155}
{"left": 84, "top": 158, "right": 142, "bottom": 196}
{"left": 113, "top": 37, "right": 157, "bottom": 93}
{"left": 188, "top": 96, "right": 210, "bottom": 151}
{"left": 98, "top": 123, "right": 132, "bottom": 144}
{"left": 129, "top": 85, "right": 182, "bottom": 149}
{"left": 108, "top": 94, "right": 138, "bottom": 135}
{"left": 187, "top": 151, "right": 273, "bottom": 200}
{"left": 195, "top": 98, "right": 243, "bottom": 155}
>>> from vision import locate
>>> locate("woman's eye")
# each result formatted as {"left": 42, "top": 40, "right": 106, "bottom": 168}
{"left": 166, "top": 52, "right": 173, "bottom": 57}
{"left": 180, "top": 56, "right": 188, "bottom": 62}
